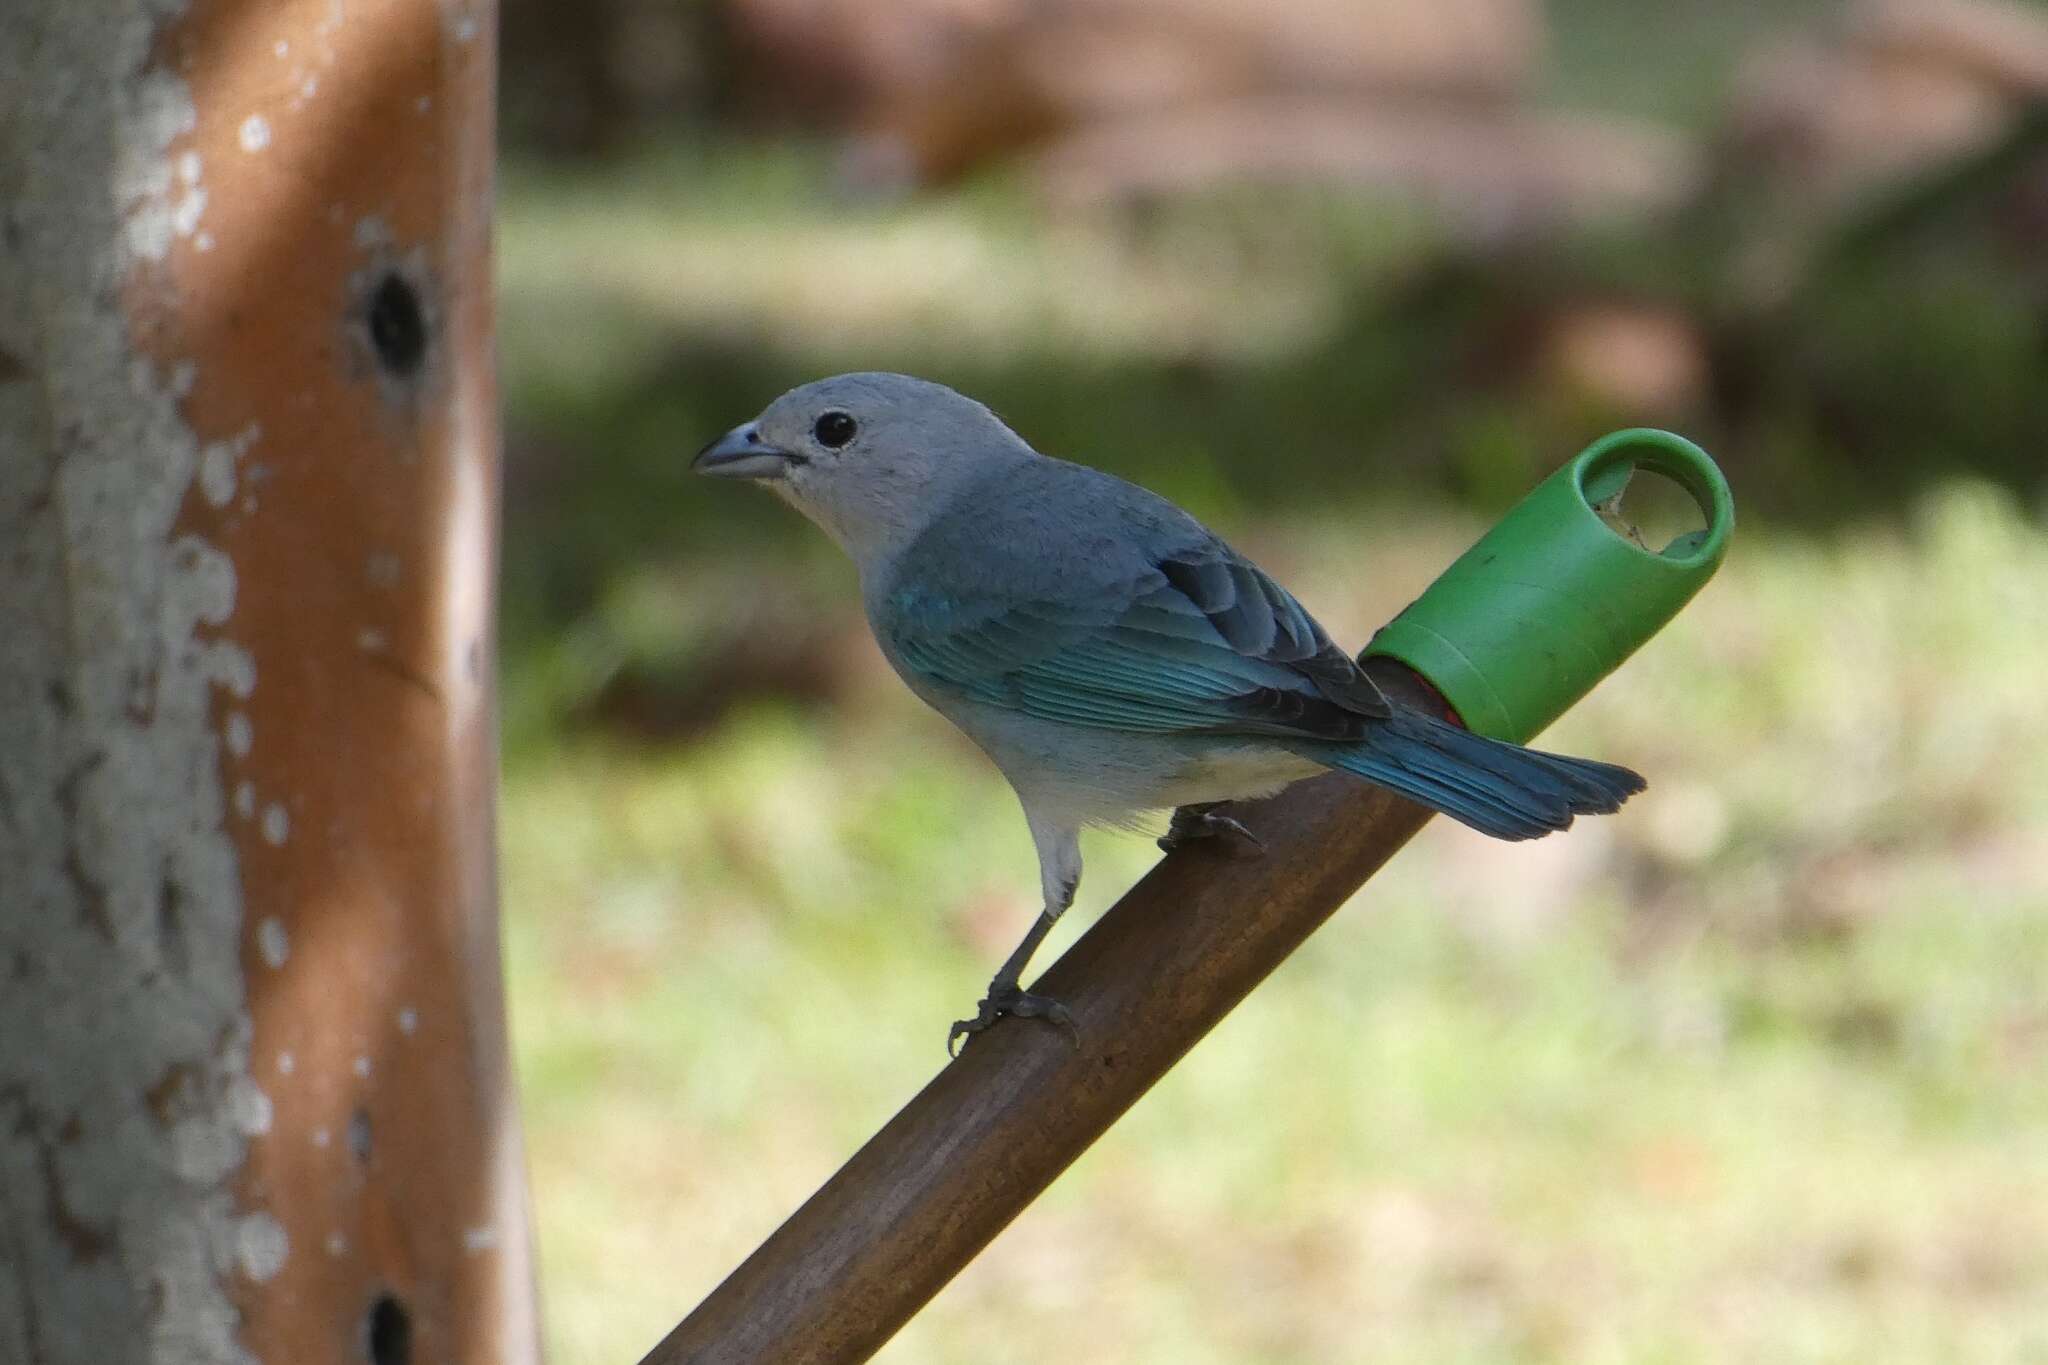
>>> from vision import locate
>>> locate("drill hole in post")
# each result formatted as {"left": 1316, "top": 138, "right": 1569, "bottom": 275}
{"left": 1577, "top": 432, "right": 1722, "bottom": 561}
{"left": 365, "top": 272, "right": 427, "bottom": 378}
{"left": 365, "top": 1293, "right": 411, "bottom": 1365}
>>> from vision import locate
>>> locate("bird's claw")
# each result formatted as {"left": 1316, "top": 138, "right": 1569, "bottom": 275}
{"left": 1158, "top": 803, "right": 1265, "bottom": 857}
{"left": 948, "top": 984, "right": 1079, "bottom": 1056}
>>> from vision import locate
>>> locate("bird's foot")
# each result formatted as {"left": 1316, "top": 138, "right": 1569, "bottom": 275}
{"left": 948, "top": 983, "right": 1079, "bottom": 1056}
{"left": 1158, "top": 802, "right": 1265, "bottom": 857}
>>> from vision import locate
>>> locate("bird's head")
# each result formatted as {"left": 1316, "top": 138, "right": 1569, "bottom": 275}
{"left": 694, "top": 372, "right": 1032, "bottom": 564}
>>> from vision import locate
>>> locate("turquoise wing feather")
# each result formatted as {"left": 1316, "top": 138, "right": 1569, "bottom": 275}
{"left": 881, "top": 546, "right": 1390, "bottom": 740}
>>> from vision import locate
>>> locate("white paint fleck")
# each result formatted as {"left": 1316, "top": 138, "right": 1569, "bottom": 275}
{"left": 261, "top": 802, "right": 289, "bottom": 846}
{"left": 169, "top": 184, "right": 206, "bottom": 239}
{"left": 351, "top": 215, "right": 392, "bottom": 250}
{"left": 311, "top": 1126, "right": 331, "bottom": 1149}
{"left": 113, "top": 68, "right": 205, "bottom": 255}
{"left": 452, "top": 14, "right": 479, "bottom": 42}
{"left": 226, "top": 1076, "right": 273, "bottom": 1136}
{"left": 365, "top": 551, "right": 401, "bottom": 586}
{"left": 199, "top": 442, "right": 236, "bottom": 506}
{"left": 197, "top": 424, "right": 258, "bottom": 509}
{"left": 351, "top": 1055, "right": 372, "bottom": 1079}
{"left": 277, "top": 1050, "right": 295, "bottom": 1076}
{"left": 396, "top": 1005, "right": 418, "bottom": 1036}
{"left": 233, "top": 780, "right": 256, "bottom": 820}
{"left": 236, "top": 1213, "right": 289, "bottom": 1282}
{"left": 218, "top": 649, "right": 257, "bottom": 699}
{"left": 325, "top": 1231, "right": 348, "bottom": 1257}
{"left": 225, "top": 711, "right": 252, "bottom": 757}
{"left": 462, "top": 1224, "right": 498, "bottom": 1253}
{"left": 356, "top": 627, "right": 387, "bottom": 652}
{"left": 194, "top": 231, "right": 215, "bottom": 253}
{"left": 238, "top": 115, "right": 271, "bottom": 153}
{"left": 169, "top": 535, "right": 235, "bottom": 627}
{"left": 257, "top": 916, "right": 289, "bottom": 968}
{"left": 300, "top": 76, "right": 318, "bottom": 99}
{"left": 169, "top": 360, "right": 198, "bottom": 396}
{"left": 274, "top": 39, "right": 289, "bottom": 57}
{"left": 118, "top": 72, "right": 199, "bottom": 261}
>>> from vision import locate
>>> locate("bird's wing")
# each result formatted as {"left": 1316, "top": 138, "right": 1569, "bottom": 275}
{"left": 882, "top": 542, "right": 1390, "bottom": 741}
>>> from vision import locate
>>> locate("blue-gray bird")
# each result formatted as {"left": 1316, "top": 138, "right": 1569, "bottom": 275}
{"left": 696, "top": 373, "right": 1644, "bottom": 1048}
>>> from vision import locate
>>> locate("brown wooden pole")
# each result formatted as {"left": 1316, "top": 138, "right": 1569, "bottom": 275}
{"left": 0, "top": 1, "right": 535, "bottom": 1362}
{"left": 642, "top": 662, "right": 1454, "bottom": 1365}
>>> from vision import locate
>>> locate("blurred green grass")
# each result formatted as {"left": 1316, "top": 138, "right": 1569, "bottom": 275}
{"left": 505, "top": 484, "right": 2048, "bottom": 1364}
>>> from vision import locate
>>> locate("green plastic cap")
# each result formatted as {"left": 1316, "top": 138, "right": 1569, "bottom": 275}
{"left": 1364, "top": 428, "right": 1734, "bottom": 743}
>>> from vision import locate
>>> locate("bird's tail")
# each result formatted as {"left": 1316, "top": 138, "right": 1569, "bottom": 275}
{"left": 1302, "top": 709, "right": 1645, "bottom": 841}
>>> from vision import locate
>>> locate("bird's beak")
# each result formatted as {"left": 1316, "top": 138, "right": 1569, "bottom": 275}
{"left": 693, "top": 421, "right": 802, "bottom": 480}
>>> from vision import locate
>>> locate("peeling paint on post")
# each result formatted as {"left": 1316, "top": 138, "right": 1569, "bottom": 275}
{"left": 0, "top": 1, "right": 536, "bottom": 1363}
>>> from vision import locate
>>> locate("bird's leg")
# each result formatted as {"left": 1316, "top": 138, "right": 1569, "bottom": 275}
{"left": 948, "top": 905, "right": 1077, "bottom": 1055}
{"left": 1157, "top": 802, "right": 1264, "bottom": 856}
{"left": 950, "top": 814, "right": 1082, "bottom": 1054}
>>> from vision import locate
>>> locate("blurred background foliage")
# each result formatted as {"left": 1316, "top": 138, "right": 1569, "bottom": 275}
{"left": 491, "top": 1, "right": 2048, "bottom": 1360}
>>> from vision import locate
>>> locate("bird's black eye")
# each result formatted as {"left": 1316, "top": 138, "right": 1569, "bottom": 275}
{"left": 813, "top": 410, "right": 857, "bottom": 449}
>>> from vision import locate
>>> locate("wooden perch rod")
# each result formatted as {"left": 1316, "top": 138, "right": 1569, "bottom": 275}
{"left": 642, "top": 660, "right": 1453, "bottom": 1365}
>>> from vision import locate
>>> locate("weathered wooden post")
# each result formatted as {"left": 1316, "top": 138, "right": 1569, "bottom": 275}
{"left": 0, "top": 1, "right": 538, "bottom": 1361}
